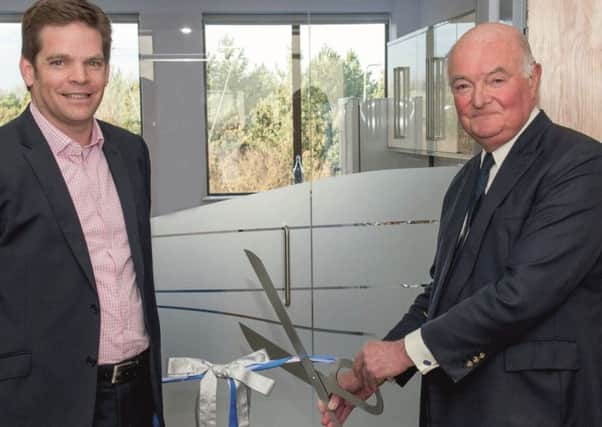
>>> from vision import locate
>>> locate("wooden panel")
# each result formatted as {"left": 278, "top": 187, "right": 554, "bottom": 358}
{"left": 528, "top": 0, "right": 602, "bottom": 141}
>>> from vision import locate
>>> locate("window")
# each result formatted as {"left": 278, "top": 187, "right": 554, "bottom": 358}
{"left": 204, "top": 15, "right": 387, "bottom": 194}
{"left": 0, "top": 18, "right": 141, "bottom": 134}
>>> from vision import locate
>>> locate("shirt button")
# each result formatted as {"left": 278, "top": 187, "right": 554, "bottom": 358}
{"left": 86, "top": 356, "right": 97, "bottom": 367}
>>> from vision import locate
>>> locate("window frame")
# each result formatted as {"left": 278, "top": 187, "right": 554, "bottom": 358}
{"left": 202, "top": 13, "right": 389, "bottom": 196}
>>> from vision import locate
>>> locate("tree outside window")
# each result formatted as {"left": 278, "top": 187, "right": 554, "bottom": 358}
{"left": 205, "top": 20, "right": 386, "bottom": 195}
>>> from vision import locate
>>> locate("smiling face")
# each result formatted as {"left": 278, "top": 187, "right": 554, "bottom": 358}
{"left": 448, "top": 24, "right": 541, "bottom": 152}
{"left": 20, "top": 21, "right": 109, "bottom": 144}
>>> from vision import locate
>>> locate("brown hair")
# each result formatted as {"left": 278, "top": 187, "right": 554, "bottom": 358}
{"left": 22, "top": 0, "right": 112, "bottom": 65}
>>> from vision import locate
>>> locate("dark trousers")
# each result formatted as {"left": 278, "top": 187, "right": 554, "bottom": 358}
{"left": 92, "top": 356, "right": 154, "bottom": 427}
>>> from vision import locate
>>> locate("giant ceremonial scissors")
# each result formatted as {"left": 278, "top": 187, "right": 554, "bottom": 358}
{"left": 240, "top": 249, "right": 383, "bottom": 427}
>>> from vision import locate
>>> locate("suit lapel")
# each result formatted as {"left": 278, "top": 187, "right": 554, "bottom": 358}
{"left": 432, "top": 112, "right": 553, "bottom": 311}
{"left": 18, "top": 109, "right": 96, "bottom": 289}
{"left": 101, "top": 129, "right": 146, "bottom": 299}
{"left": 429, "top": 156, "right": 480, "bottom": 314}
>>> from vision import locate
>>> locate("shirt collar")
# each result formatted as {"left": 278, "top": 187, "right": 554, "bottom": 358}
{"left": 29, "top": 101, "right": 105, "bottom": 157}
{"left": 482, "top": 107, "right": 540, "bottom": 167}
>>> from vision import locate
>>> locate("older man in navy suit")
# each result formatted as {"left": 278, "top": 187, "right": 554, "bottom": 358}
{"left": 321, "top": 23, "right": 602, "bottom": 427}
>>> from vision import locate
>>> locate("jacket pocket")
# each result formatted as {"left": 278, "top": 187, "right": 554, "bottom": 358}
{"left": 504, "top": 340, "right": 579, "bottom": 371}
{"left": 0, "top": 353, "right": 31, "bottom": 381}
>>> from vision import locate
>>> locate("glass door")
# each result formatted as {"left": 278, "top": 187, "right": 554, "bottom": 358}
{"left": 148, "top": 14, "right": 318, "bottom": 426}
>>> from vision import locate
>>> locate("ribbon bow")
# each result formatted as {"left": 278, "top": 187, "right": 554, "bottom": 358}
{"left": 167, "top": 350, "right": 275, "bottom": 427}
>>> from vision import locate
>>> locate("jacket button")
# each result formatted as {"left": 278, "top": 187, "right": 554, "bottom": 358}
{"left": 472, "top": 356, "right": 480, "bottom": 364}
{"left": 86, "top": 356, "right": 97, "bottom": 367}
{"left": 89, "top": 304, "right": 99, "bottom": 315}
{"left": 466, "top": 360, "right": 474, "bottom": 368}
{"left": 479, "top": 352, "right": 486, "bottom": 359}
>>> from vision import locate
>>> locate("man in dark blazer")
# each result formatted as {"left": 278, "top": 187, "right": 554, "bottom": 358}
{"left": 320, "top": 23, "right": 602, "bottom": 427}
{"left": 0, "top": 1, "right": 164, "bottom": 426}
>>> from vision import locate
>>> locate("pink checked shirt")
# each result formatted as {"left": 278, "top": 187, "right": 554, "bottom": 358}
{"left": 30, "top": 103, "right": 149, "bottom": 364}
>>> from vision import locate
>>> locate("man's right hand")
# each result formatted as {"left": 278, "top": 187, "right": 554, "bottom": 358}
{"left": 317, "top": 369, "right": 376, "bottom": 427}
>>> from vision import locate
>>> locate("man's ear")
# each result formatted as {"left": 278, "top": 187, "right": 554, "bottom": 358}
{"left": 19, "top": 56, "right": 35, "bottom": 88}
{"left": 529, "top": 62, "right": 542, "bottom": 91}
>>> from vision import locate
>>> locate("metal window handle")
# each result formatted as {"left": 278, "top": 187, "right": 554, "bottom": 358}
{"left": 283, "top": 225, "right": 291, "bottom": 306}
{"left": 393, "top": 66, "right": 410, "bottom": 139}
{"left": 426, "top": 56, "right": 446, "bottom": 140}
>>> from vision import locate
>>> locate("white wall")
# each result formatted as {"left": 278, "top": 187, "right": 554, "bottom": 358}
{"left": 392, "top": 0, "right": 480, "bottom": 36}
{"left": 390, "top": 0, "right": 420, "bottom": 38}
{"left": 393, "top": 0, "right": 511, "bottom": 36}
{"left": 419, "top": 0, "right": 477, "bottom": 28}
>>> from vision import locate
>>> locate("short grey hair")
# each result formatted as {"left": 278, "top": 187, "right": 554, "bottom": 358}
{"left": 517, "top": 31, "right": 536, "bottom": 77}
{"left": 445, "top": 24, "right": 537, "bottom": 79}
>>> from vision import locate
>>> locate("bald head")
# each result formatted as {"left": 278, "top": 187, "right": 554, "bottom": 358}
{"left": 446, "top": 23, "right": 542, "bottom": 151}
{"left": 449, "top": 23, "right": 535, "bottom": 78}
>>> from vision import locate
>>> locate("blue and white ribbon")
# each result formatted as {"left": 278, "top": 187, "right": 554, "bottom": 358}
{"left": 164, "top": 351, "right": 335, "bottom": 427}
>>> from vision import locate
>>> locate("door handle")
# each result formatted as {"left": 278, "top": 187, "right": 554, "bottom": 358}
{"left": 282, "top": 225, "right": 291, "bottom": 306}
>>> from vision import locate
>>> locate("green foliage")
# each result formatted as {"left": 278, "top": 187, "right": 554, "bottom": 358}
{"left": 97, "top": 69, "right": 141, "bottom": 134}
{"left": 344, "top": 51, "right": 366, "bottom": 98}
{"left": 0, "top": 89, "right": 29, "bottom": 126}
{"left": 207, "top": 36, "right": 279, "bottom": 118}
{"left": 0, "top": 69, "right": 141, "bottom": 135}
{"left": 208, "top": 40, "right": 380, "bottom": 193}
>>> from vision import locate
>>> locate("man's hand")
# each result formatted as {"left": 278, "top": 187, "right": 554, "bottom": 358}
{"left": 317, "top": 370, "right": 374, "bottom": 427}
{"left": 353, "top": 339, "right": 413, "bottom": 391}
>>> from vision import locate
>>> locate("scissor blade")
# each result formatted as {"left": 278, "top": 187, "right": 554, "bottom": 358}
{"left": 239, "top": 322, "right": 313, "bottom": 386}
{"left": 244, "top": 250, "right": 331, "bottom": 402}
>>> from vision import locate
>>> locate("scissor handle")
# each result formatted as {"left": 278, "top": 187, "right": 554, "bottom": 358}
{"left": 320, "top": 358, "right": 384, "bottom": 415}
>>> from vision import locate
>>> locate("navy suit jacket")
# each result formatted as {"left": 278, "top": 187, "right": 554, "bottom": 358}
{"left": 386, "top": 112, "right": 602, "bottom": 427}
{"left": 0, "top": 108, "right": 164, "bottom": 426}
